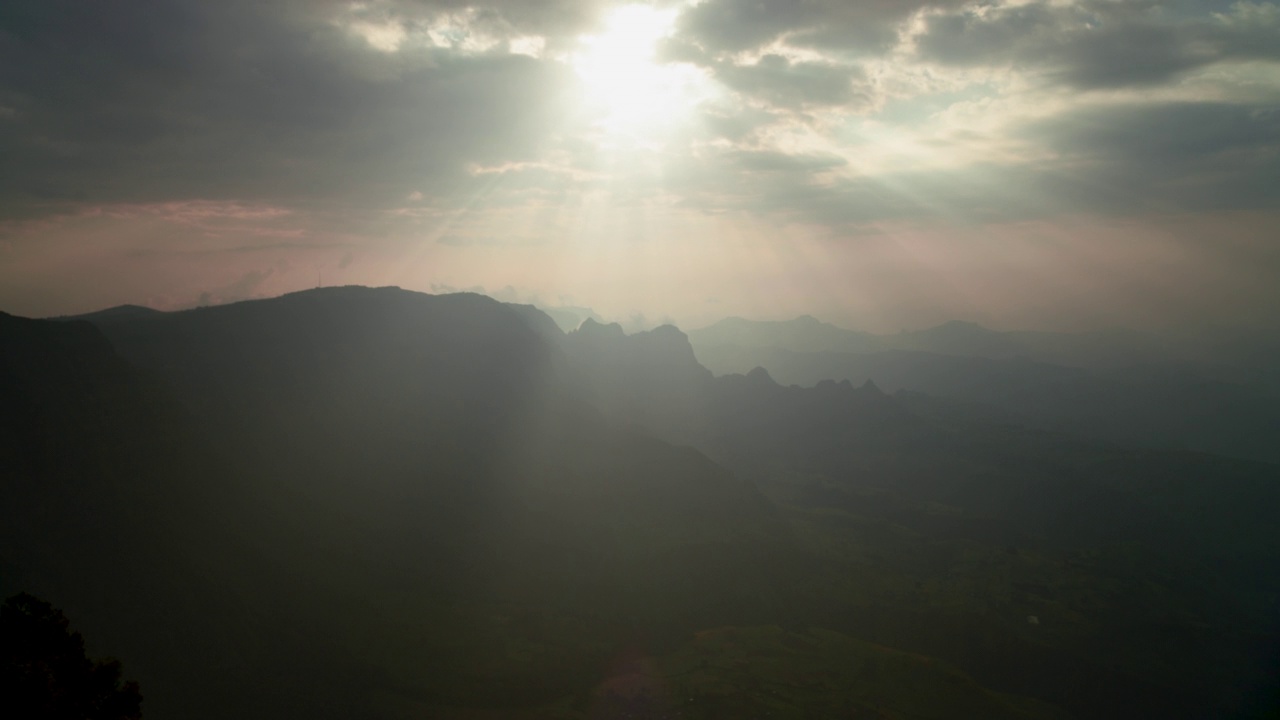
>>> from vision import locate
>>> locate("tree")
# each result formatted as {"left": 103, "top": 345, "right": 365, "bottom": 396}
{"left": 1, "top": 592, "right": 142, "bottom": 719}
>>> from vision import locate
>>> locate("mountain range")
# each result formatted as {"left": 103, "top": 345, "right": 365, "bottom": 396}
{"left": 2, "top": 287, "right": 1278, "bottom": 719}
{"left": 689, "top": 315, "right": 1280, "bottom": 464}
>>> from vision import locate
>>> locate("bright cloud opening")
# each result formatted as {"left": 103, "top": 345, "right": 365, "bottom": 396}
{"left": 572, "top": 4, "right": 711, "bottom": 137}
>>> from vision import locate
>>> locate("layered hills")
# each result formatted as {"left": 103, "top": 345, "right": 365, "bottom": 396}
{"left": 2, "top": 287, "right": 1278, "bottom": 719}
{"left": 691, "top": 315, "right": 1280, "bottom": 464}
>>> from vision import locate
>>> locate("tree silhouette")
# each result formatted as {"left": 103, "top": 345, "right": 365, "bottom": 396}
{"left": 1, "top": 592, "right": 142, "bottom": 719}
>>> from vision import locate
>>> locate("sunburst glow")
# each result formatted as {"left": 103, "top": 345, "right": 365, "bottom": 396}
{"left": 572, "top": 4, "right": 708, "bottom": 136}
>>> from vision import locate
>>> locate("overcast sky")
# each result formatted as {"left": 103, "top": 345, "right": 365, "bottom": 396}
{"left": 1, "top": 0, "right": 1278, "bottom": 331}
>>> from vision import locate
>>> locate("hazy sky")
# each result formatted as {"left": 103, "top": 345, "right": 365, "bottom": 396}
{"left": 1, "top": 0, "right": 1278, "bottom": 331}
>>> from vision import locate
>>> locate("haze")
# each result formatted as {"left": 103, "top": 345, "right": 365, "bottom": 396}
{"left": 2, "top": 0, "right": 1278, "bottom": 333}
{"left": 5, "top": 5, "right": 1280, "bottom": 716}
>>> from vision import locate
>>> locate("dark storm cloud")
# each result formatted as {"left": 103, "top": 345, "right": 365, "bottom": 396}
{"left": 0, "top": 0, "right": 578, "bottom": 220}
{"left": 913, "top": 0, "right": 1280, "bottom": 89}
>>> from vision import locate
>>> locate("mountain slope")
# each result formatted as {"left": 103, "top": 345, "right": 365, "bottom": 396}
{"left": 6, "top": 290, "right": 1279, "bottom": 719}
{"left": 4, "top": 288, "right": 796, "bottom": 718}
{"left": 551, "top": 317, "right": 1280, "bottom": 719}
{"left": 693, "top": 343, "right": 1280, "bottom": 463}
{"left": 690, "top": 316, "right": 1179, "bottom": 369}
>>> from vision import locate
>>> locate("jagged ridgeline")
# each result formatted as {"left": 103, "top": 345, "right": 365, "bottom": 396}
{"left": 2, "top": 287, "right": 1279, "bottom": 719}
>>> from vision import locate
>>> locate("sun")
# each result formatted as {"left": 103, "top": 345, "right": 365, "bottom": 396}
{"left": 572, "top": 4, "right": 708, "bottom": 137}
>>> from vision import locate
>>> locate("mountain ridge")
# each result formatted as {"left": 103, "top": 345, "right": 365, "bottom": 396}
{"left": 5, "top": 286, "right": 1279, "bottom": 719}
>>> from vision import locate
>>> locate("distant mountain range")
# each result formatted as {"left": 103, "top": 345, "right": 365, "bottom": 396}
{"left": 689, "top": 316, "right": 1280, "bottom": 464}
{"left": 3, "top": 288, "right": 1278, "bottom": 719}
{"left": 687, "top": 315, "right": 1270, "bottom": 371}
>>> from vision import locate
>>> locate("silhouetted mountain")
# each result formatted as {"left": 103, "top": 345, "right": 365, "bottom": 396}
{"left": 690, "top": 316, "right": 1181, "bottom": 370}
{"left": 505, "top": 301, "right": 568, "bottom": 345}
{"left": 693, "top": 344, "right": 1280, "bottom": 464}
{"left": 537, "top": 316, "right": 1280, "bottom": 718}
{"left": 534, "top": 304, "right": 604, "bottom": 333}
{"left": 5, "top": 288, "right": 795, "bottom": 719}
{"left": 561, "top": 319, "right": 714, "bottom": 442}
{"left": 1, "top": 312, "right": 138, "bottom": 440}
{"left": 690, "top": 315, "right": 886, "bottom": 354}
{"left": 59, "top": 305, "right": 163, "bottom": 323}
{"left": 893, "top": 319, "right": 1021, "bottom": 356}
{"left": 5, "top": 288, "right": 1279, "bottom": 719}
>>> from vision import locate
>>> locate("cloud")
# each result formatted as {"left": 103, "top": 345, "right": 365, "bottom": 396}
{"left": 713, "top": 54, "right": 872, "bottom": 110}
{"left": 0, "top": 0, "right": 580, "bottom": 220}
{"left": 197, "top": 268, "right": 276, "bottom": 306}
{"left": 911, "top": 0, "right": 1280, "bottom": 89}
{"left": 729, "top": 150, "right": 848, "bottom": 174}
{"left": 4, "top": 0, "right": 1277, "bottom": 231}
{"left": 438, "top": 234, "right": 508, "bottom": 246}
{"left": 1020, "top": 100, "right": 1280, "bottom": 212}
{"left": 2, "top": 0, "right": 1280, "bottom": 329}
{"left": 656, "top": 95, "right": 1280, "bottom": 229}
{"left": 673, "top": 0, "right": 961, "bottom": 57}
